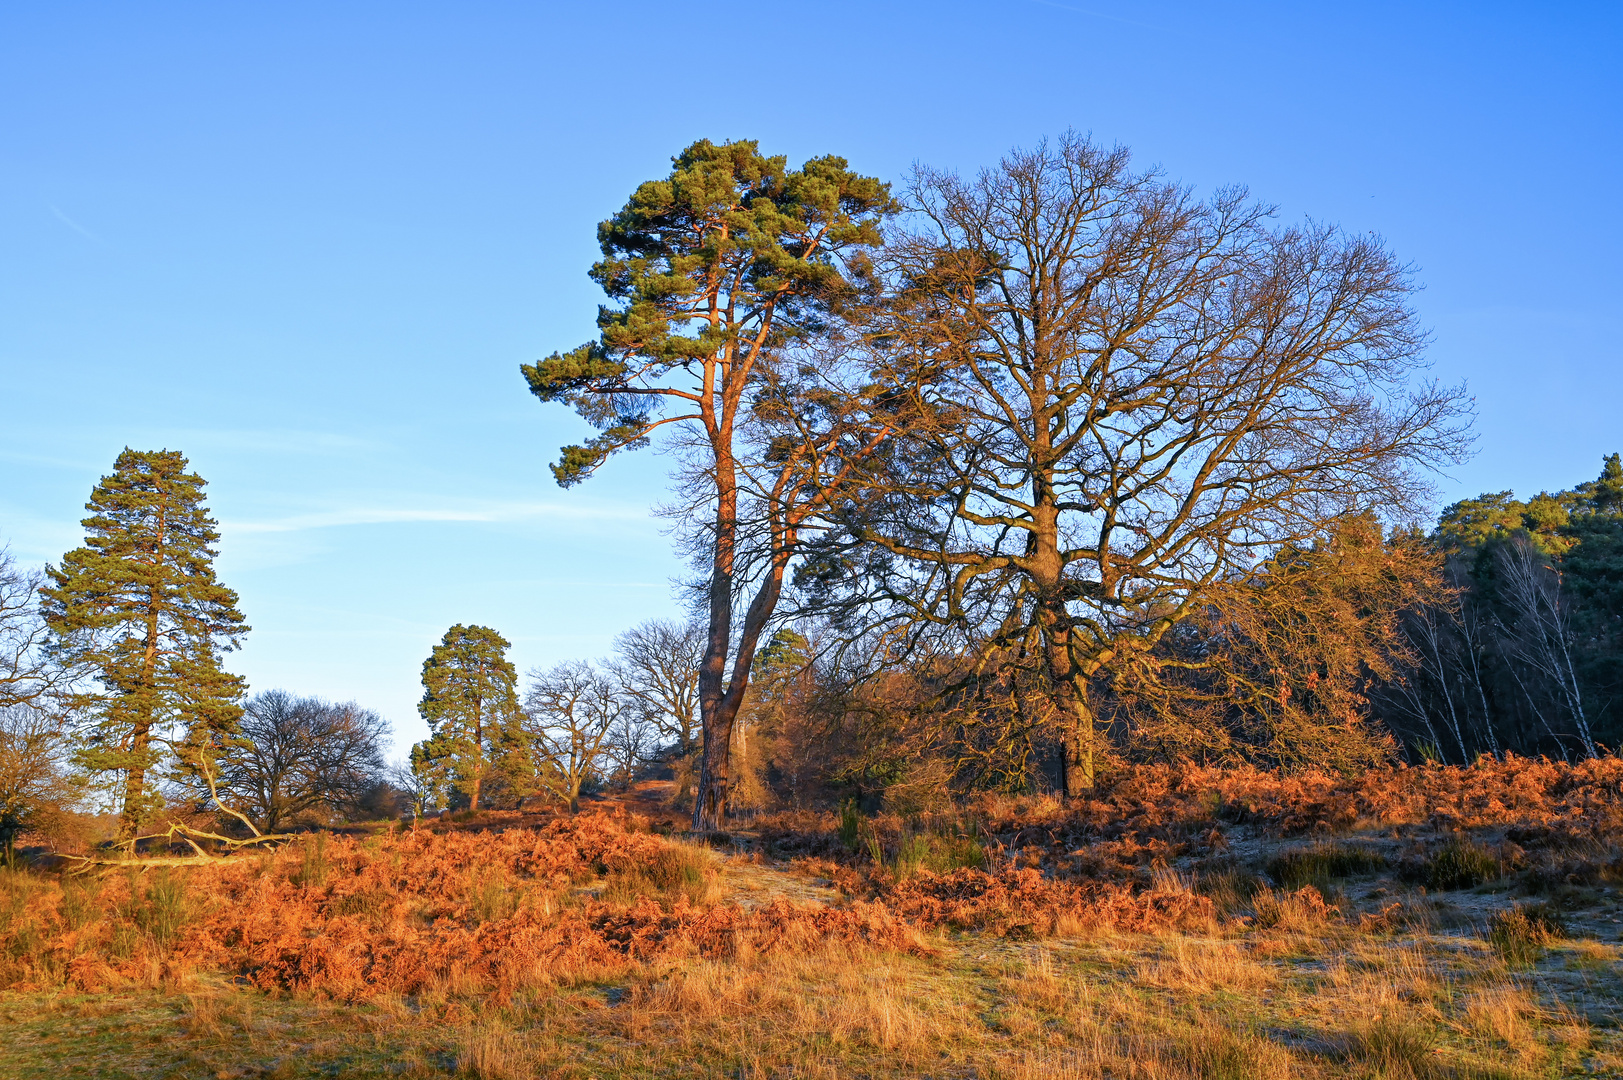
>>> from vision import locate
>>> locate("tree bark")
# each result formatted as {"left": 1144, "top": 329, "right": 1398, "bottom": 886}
{"left": 123, "top": 501, "right": 168, "bottom": 842}
{"left": 469, "top": 696, "right": 483, "bottom": 813}
{"left": 693, "top": 516, "right": 794, "bottom": 831}
{"left": 1061, "top": 687, "right": 1095, "bottom": 800}
{"left": 693, "top": 442, "right": 739, "bottom": 830}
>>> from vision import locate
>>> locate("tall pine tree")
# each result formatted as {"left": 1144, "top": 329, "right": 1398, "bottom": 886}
{"left": 42, "top": 449, "right": 248, "bottom": 839}
{"left": 522, "top": 139, "right": 896, "bottom": 828}
{"left": 412, "top": 624, "right": 521, "bottom": 812}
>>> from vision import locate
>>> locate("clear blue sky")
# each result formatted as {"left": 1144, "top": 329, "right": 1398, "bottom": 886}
{"left": 3, "top": 2, "right": 1618, "bottom": 758}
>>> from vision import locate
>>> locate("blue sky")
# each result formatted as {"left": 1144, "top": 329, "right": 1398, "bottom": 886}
{"left": 3, "top": 1, "right": 1619, "bottom": 757}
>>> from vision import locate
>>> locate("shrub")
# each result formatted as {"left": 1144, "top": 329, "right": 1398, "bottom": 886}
{"left": 1348, "top": 1015, "right": 1438, "bottom": 1077}
{"left": 639, "top": 841, "right": 713, "bottom": 906}
{"left": 1488, "top": 904, "right": 1566, "bottom": 967}
{"left": 469, "top": 870, "right": 519, "bottom": 924}
{"left": 1182, "top": 1026, "right": 1264, "bottom": 1080}
{"left": 837, "top": 801, "right": 863, "bottom": 853}
{"left": 888, "top": 827, "right": 986, "bottom": 880}
{"left": 1423, "top": 838, "right": 1502, "bottom": 891}
{"left": 1196, "top": 866, "right": 1264, "bottom": 916}
{"left": 124, "top": 868, "right": 188, "bottom": 949}
{"left": 1250, "top": 885, "right": 1337, "bottom": 931}
{"left": 1266, "top": 843, "right": 1386, "bottom": 890}
{"left": 292, "top": 832, "right": 329, "bottom": 889}
{"left": 893, "top": 833, "right": 931, "bottom": 878}
{"left": 922, "top": 830, "right": 986, "bottom": 875}
{"left": 60, "top": 875, "right": 101, "bottom": 931}
{"left": 329, "top": 889, "right": 394, "bottom": 923}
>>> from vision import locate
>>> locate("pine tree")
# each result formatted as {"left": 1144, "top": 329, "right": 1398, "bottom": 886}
{"left": 42, "top": 448, "right": 248, "bottom": 840}
{"left": 412, "top": 624, "right": 520, "bottom": 812}
{"left": 522, "top": 139, "right": 896, "bottom": 827}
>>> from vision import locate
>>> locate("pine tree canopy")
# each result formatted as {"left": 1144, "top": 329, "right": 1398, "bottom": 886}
{"left": 414, "top": 623, "right": 521, "bottom": 812}
{"left": 41, "top": 447, "right": 248, "bottom": 837}
{"left": 521, "top": 138, "right": 895, "bottom": 487}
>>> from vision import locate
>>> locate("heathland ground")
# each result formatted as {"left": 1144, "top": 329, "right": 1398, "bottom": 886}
{"left": 4, "top": 758, "right": 1623, "bottom": 1079}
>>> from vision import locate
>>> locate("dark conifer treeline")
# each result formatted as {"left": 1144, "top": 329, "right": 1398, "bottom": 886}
{"left": 1375, "top": 454, "right": 1623, "bottom": 763}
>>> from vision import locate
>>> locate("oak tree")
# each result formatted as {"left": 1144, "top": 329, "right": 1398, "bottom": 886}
{"left": 0, "top": 703, "right": 81, "bottom": 862}
{"left": 610, "top": 618, "right": 703, "bottom": 756}
{"left": 0, "top": 546, "right": 55, "bottom": 709}
{"left": 519, "top": 660, "right": 621, "bottom": 812}
{"left": 217, "top": 689, "right": 390, "bottom": 832}
{"left": 807, "top": 135, "right": 1470, "bottom": 797}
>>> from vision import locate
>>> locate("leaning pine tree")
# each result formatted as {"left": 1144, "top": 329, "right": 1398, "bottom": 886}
{"left": 412, "top": 623, "right": 522, "bottom": 813}
{"left": 522, "top": 138, "right": 897, "bottom": 828}
{"left": 42, "top": 448, "right": 248, "bottom": 840}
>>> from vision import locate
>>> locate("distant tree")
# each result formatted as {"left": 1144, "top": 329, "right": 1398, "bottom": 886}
{"left": 1406, "top": 453, "right": 1623, "bottom": 759}
{"left": 412, "top": 624, "right": 521, "bottom": 813}
{"left": 408, "top": 741, "right": 453, "bottom": 813}
{"left": 610, "top": 619, "right": 703, "bottom": 756}
{"left": 733, "top": 627, "right": 815, "bottom": 810}
{"left": 41, "top": 449, "right": 249, "bottom": 839}
{"left": 522, "top": 139, "right": 898, "bottom": 829}
{"left": 386, "top": 761, "right": 435, "bottom": 818}
{"left": 212, "top": 690, "right": 390, "bottom": 832}
{"left": 601, "top": 708, "right": 658, "bottom": 791}
{"left": 805, "top": 134, "right": 1470, "bottom": 798}
{"left": 1112, "top": 515, "right": 1433, "bottom": 771}
{"left": 0, "top": 703, "right": 82, "bottom": 863}
{"left": 1494, "top": 538, "right": 1597, "bottom": 758}
{"left": 518, "top": 661, "right": 620, "bottom": 812}
{"left": 0, "top": 546, "right": 56, "bottom": 709}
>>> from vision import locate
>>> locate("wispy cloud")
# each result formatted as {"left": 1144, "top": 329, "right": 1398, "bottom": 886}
{"left": 48, "top": 204, "right": 101, "bottom": 242}
{"left": 222, "top": 500, "right": 648, "bottom": 535}
{"left": 134, "top": 427, "right": 381, "bottom": 456}
{"left": 0, "top": 426, "right": 380, "bottom": 463}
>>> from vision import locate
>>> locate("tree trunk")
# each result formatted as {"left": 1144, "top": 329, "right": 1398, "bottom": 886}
{"left": 694, "top": 460, "right": 739, "bottom": 830}
{"left": 469, "top": 696, "right": 484, "bottom": 812}
{"left": 123, "top": 538, "right": 166, "bottom": 842}
{"left": 121, "top": 722, "right": 151, "bottom": 841}
{"left": 694, "top": 710, "right": 735, "bottom": 830}
{"left": 693, "top": 522, "right": 794, "bottom": 831}
{"left": 1061, "top": 685, "right": 1095, "bottom": 800}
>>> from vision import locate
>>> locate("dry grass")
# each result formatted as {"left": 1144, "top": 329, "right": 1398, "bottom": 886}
{"left": 1137, "top": 937, "right": 1274, "bottom": 995}
{"left": 5, "top": 758, "right": 1623, "bottom": 1076}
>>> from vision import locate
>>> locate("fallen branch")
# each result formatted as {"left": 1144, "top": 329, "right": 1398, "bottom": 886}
{"left": 64, "top": 821, "right": 296, "bottom": 873}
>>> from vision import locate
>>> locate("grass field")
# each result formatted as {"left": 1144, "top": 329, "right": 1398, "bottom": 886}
{"left": 5, "top": 758, "right": 1623, "bottom": 1078}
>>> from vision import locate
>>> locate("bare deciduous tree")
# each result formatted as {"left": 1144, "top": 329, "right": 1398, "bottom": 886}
{"left": 0, "top": 703, "right": 80, "bottom": 861}
{"left": 0, "top": 547, "right": 55, "bottom": 709}
{"left": 808, "top": 134, "right": 1471, "bottom": 797}
{"left": 1496, "top": 538, "right": 1597, "bottom": 758}
{"left": 610, "top": 619, "right": 703, "bottom": 756}
{"left": 385, "top": 761, "right": 434, "bottom": 818}
{"left": 519, "top": 661, "right": 620, "bottom": 812}
{"left": 213, "top": 690, "right": 390, "bottom": 832}
{"left": 601, "top": 708, "right": 658, "bottom": 790}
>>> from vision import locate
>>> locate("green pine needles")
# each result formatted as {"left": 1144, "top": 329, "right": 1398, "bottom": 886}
{"left": 521, "top": 136, "right": 896, "bottom": 830}
{"left": 42, "top": 448, "right": 248, "bottom": 840}
{"left": 521, "top": 137, "right": 895, "bottom": 488}
{"left": 412, "top": 624, "right": 523, "bottom": 813}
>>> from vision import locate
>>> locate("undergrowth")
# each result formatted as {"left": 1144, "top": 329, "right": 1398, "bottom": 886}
{"left": 5, "top": 757, "right": 1623, "bottom": 1077}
